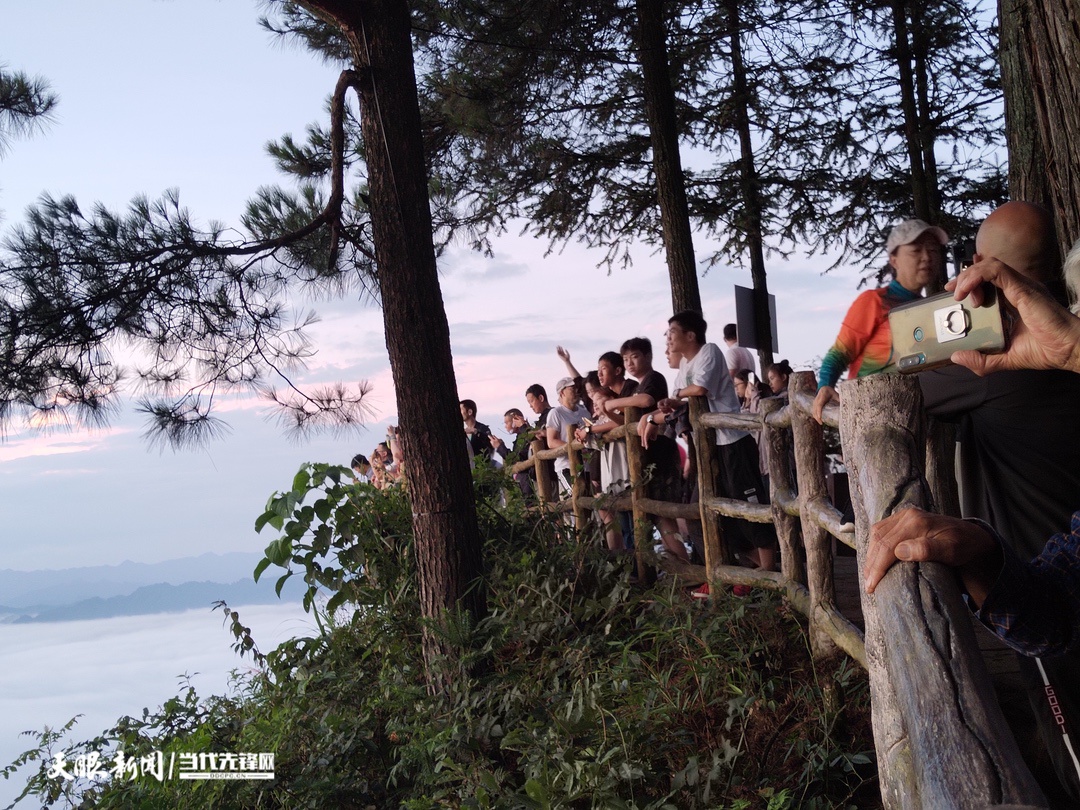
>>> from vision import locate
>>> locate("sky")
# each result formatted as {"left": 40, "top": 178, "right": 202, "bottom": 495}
{"left": 0, "top": 0, "right": 871, "bottom": 571}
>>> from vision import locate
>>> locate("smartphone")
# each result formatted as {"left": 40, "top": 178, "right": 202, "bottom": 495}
{"left": 889, "top": 285, "right": 1008, "bottom": 374}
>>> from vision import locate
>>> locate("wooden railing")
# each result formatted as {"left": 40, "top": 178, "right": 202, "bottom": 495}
{"left": 509, "top": 370, "right": 1049, "bottom": 809}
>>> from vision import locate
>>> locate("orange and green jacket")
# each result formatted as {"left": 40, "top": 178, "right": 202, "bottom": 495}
{"left": 818, "top": 280, "right": 920, "bottom": 390}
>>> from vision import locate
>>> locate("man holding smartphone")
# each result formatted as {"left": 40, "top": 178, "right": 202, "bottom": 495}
{"left": 913, "top": 202, "right": 1080, "bottom": 802}
{"left": 911, "top": 204, "right": 1080, "bottom": 807}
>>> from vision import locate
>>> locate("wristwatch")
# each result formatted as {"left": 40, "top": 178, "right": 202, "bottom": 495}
{"left": 646, "top": 414, "right": 655, "bottom": 425}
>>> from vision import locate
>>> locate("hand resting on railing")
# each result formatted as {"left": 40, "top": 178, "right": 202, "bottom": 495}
{"left": 866, "top": 257, "right": 1080, "bottom": 657}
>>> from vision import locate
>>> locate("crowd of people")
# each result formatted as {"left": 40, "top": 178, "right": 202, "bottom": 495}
{"left": 346, "top": 198, "right": 1080, "bottom": 801}
{"left": 352, "top": 318, "right": 794, "bottom": 596}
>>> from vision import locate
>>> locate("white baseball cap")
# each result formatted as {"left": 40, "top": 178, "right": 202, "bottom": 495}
{"left": 885, "top": 219, "right": 949, "bottom": 254}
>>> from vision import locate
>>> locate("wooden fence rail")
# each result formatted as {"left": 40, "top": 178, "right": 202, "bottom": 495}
{"left": 506, "top": 369, "right": 1046, "bottom": 808}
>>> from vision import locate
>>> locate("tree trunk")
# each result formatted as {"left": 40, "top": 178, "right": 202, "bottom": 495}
{"left": 635, "top": 0, "right": 701, "bottom": 315}
{"left": 910, "top": 2, "right": 947, "bottom": 292}
{"left": 891, "top": 0, "right": 932, "bottom": 224}
{"left": 911, "top": 5, "right": 940, "bottom": 223}
{"left": 725, "top": 0, "right": 775, "bottom": 370}
{"left": 301, "top": 0, "right": 486, "bottom": 680}
{"left": 998, "top": 0, "right": 1080, "bottom": 253}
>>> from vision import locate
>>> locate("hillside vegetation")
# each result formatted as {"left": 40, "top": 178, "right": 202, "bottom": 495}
{"left": 7, "top": 465, "right": 878, "bottom": 809}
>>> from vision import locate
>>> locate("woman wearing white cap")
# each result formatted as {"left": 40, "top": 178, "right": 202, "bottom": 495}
{"left": 811, "top": 219, "right": 948, "bottom": 423}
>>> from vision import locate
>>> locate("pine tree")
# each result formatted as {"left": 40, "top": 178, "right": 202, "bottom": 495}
{"left": 0, "top": 0, "right": 485, "bottom": 680}
{"left": 0, "top": 65, "right": 57, "bottom": 156}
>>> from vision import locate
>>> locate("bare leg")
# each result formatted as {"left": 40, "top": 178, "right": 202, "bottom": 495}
{"left": 599, "top": 509, "right": 624, "bottom": 551}
{"left": 744, "top": 547, "right": 776, "bottom": 572}
{"left": 657, "top": 516, "right": 688, "bottom": 563}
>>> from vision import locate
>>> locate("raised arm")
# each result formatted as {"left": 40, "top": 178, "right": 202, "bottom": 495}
{"left": 556, "top": 345, "right": 583, "bottom": 379}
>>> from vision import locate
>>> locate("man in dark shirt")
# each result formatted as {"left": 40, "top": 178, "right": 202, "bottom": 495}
{"left": 525, "top": 384, "right": 552, "bottom": 433}
{"left": 492, "top": 408, "right": 534, "bottom": 499}
{"left": 917, "top": 201, "right": 1080, "bottom": 801}
{"left": 460, "top": 399, "right": 492, "bottom": 462}
{"left": 601, "top": 336, "right": 687, "bottom": 561}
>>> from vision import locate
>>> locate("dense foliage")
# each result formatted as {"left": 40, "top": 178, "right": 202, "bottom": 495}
{"left": 6, "top": 466, "right": 877, "bottom": 808}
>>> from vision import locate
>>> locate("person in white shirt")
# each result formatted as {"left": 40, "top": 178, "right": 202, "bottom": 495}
{"left": 722, "top": 323, "right": 756, "bottom": 380}
{"left": 660, "top": 311, "right": 778, "bottom": 572}
{"left": 546, "top": 376, "right": 593, "bottom": 497}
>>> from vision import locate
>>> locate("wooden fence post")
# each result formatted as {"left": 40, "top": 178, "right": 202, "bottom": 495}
{"left": 841, "top": 373, "right": 1045, "bottom": 809}
{"left": 621, "top": 406, "right": 653, "bottom": 571}
{"left": 689, "top": 396, "right": 729, "bottom": 582}
{"left": 761, "top": 396, "right": 805, "bottom": 588}
{"left": 566, "top": 425, "right": 586, "bottom": 532}
{"left": 531, "top": 439, "right": 552, "bottom": 507}
{"left": 789, "top": 371, "right": 842, "bottom": 666}
{"left": 925, "top": 418, "right": 961, "bottom": 518}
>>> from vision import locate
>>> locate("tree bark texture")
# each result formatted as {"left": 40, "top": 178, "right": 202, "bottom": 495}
{"left": 303, "top": 0, "right": 486, "bottom": 676}
{"left": 998, "top": 0, "right": 1080, "bottom": 251}
{"left": 925, "top": 417, "right": 960, "bottom": 518}
{"left": 635, "top": 0, "right": 701, "bottom": 315}
{"left": 841, "top": 374, "right": 1045, "bottom": 809}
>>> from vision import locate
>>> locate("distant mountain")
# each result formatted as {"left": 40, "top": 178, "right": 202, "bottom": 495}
{"left": 0, "top": 552, "right": 265, "bottom": 609}
{"left": 7, "top": 578, "right": 309, "bottom": 623}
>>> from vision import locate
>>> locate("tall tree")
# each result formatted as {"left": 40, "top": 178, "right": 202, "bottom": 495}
{"left": 635, "top": 0, "right": 701, "bottom": 314}
{"left": 998, "top": 0, "right": 1080, "bottom": 253}
{"left": 822, "top": 0, "right": 1006, "bottom": 280}
{"left": 0, "top": 0, "right": 485, "bottom": 680}
{"left": 292, "top": 0, "right": 486, "bottom": 673}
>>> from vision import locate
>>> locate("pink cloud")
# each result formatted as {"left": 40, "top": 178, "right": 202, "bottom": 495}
{"left": 0, "top": 428, "right": 132, "bottom": 465}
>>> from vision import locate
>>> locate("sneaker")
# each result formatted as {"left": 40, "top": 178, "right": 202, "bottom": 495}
{"left": 732, "top": 584, "right": 752, "bottom": 597}
{"left": 839, "top": 504, "right": 855, "bottom": 532}
{"left": 691, "top": 582, "right": 710, "bottom": 599}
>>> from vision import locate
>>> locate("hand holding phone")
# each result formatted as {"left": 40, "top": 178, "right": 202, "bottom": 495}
{"left": 889, "top": 285, "right": 1008, "bottom": 374}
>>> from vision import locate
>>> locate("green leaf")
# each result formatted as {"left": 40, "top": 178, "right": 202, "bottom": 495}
{"left": 254, "top": 510, "right": 275, "bottom": 533}
{"left": 524, "top": 778, "right": 547, "bottom": 803}
{"left": 292, "top": 467, "right": 310, "bottom": 495}
{"left": 253, "top": 557, "right": 272, "bottom": 582}
{"left": 275, "top": 572, "right": 293, "bottom": 597}
{"left": 326, "top": 590, "right": 348, "bottom": 614}
{"left": 266, "top": 538, "right": 292, "bottom": 566}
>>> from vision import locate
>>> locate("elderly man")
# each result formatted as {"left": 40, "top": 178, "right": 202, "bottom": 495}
{"left": 909, "top": 202, "right": 1080, "bottom": 800}
{"left": 865, "top": 257, "right": 1080, "bottom": 654}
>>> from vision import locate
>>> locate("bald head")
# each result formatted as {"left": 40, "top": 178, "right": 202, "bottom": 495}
{"left": 975, "top": 201, "right": 1059, "bottom": 283}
